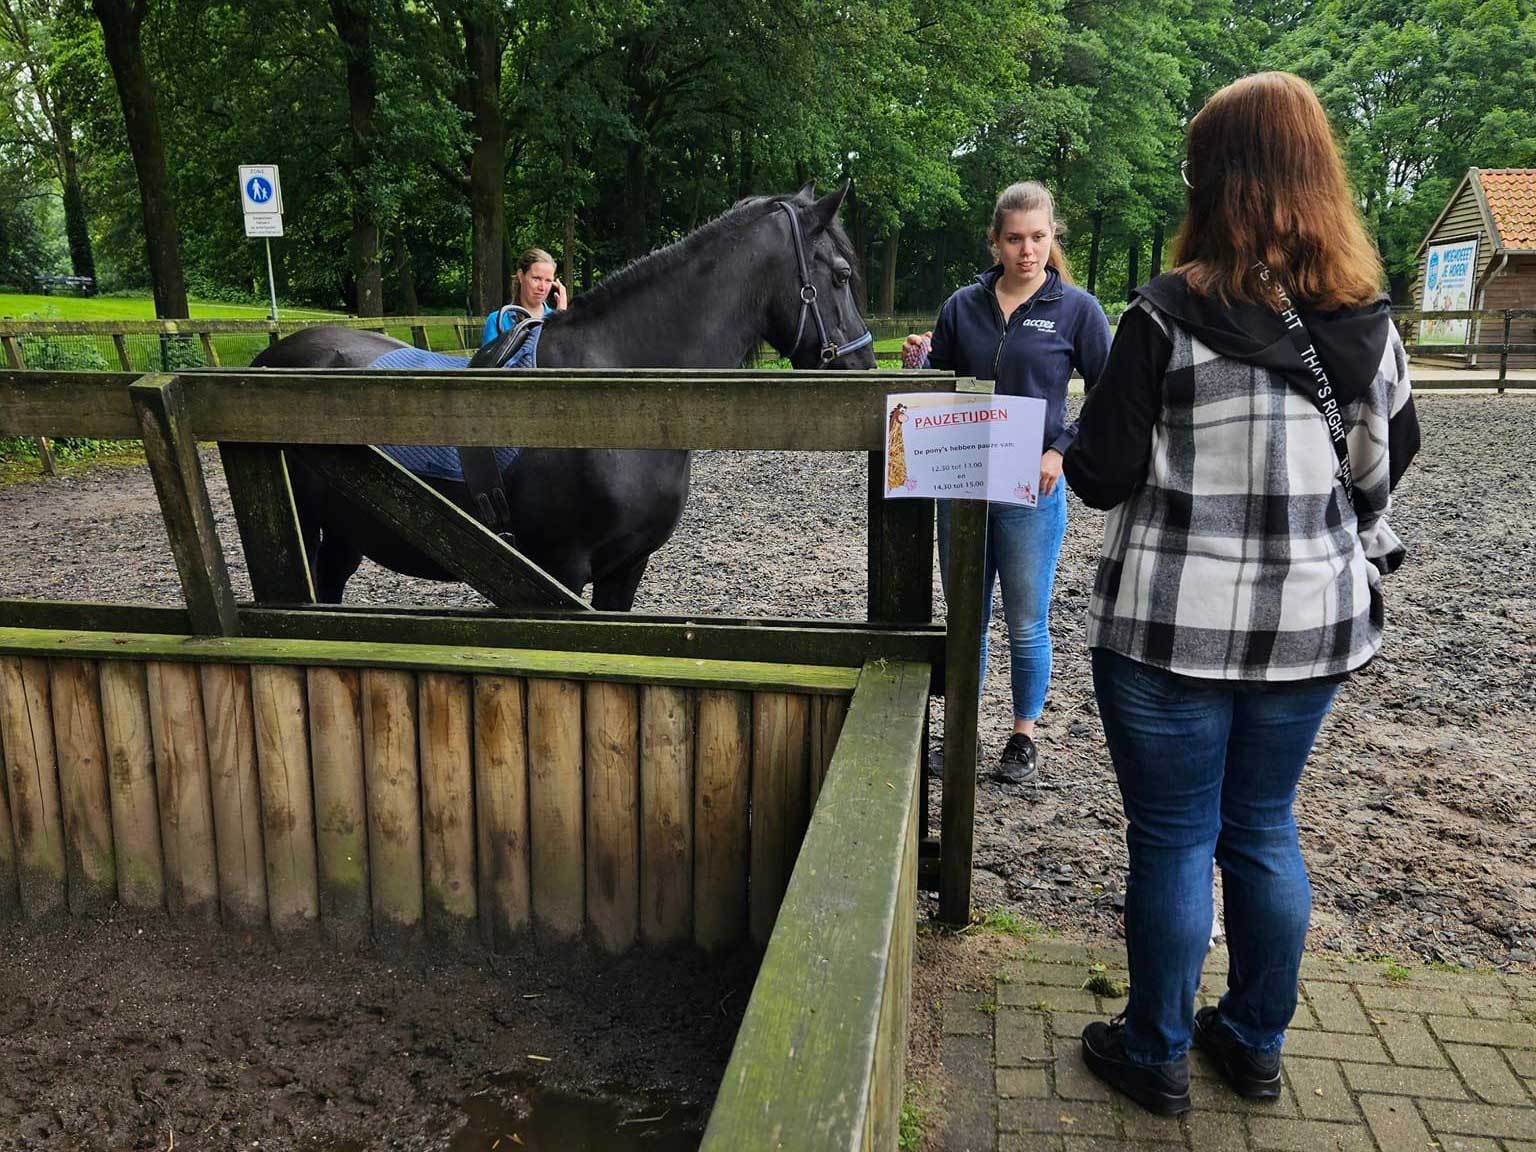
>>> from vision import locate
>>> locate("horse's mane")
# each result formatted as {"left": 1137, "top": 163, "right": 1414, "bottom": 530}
{"left": 555, "top": 192, "right": 858, "bottom": 324}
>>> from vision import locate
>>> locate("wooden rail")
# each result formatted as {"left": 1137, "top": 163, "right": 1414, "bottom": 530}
{"left": 702, "top": 659, "right": 929, "bottom": 1152}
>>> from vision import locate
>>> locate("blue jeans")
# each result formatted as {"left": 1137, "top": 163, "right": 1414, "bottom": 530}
{"left": 1090, "top": 647, "right": 1338, "bottom": 1065}
{"left": 938, "top": 484, "right": 1067, "bottom": 723}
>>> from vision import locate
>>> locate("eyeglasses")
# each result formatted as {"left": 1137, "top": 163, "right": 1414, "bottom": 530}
{"left": 1180, "top": 160, "right": 1193, "bottom": 189}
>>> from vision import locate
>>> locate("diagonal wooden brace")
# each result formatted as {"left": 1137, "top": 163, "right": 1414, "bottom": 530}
{"left": 130, "top": 374, "right": 241, "bottom": 635}
{"left": 296, "top": 445, "right": 588, "bottom": 612}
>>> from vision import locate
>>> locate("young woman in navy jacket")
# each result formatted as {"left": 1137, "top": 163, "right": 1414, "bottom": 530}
{"left": 907, "top": 181, "right": 1111, "bottom": 783}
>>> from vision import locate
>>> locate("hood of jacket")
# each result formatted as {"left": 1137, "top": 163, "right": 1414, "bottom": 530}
{"left": 1135, "top": 272, "right": 1392, "bottom": 405}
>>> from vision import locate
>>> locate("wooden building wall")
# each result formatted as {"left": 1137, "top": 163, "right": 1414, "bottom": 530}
{"left": 0, "top": 652, "right": 851, "bottom": 954}
{"left": 1412, "top": 174, "right": 1494, "bottom": 311}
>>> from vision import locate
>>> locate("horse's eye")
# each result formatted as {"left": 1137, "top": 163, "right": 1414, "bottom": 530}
{"left": 833, "top": 268, "right": 851, "bottom": 286}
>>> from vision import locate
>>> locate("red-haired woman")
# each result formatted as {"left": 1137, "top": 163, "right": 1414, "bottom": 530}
{"left": 1064, "top": 72, "right": 1420, "bottom": 1114}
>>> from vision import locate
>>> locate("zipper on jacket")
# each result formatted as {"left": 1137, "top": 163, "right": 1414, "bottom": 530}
{"left": 990, "top": 286, "right": 1048, "bottom": 378}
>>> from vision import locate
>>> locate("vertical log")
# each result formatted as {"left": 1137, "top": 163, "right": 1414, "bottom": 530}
{"left": 250, "top": 665, "right": 318, "bottom": 937}
{"left": 474, "top": 675, "right": 530, "bottom": 949}
{"left": 749, "top": 691, "right": 808, "bottom": 945}
{"left": 809, "top": 693, "right": 849, "bottom": 810}
{"left": 0, "top": 700, "right": 21, "bottom": 921}
{"left": 307, "top": 667, "right": 370, "bottom": 944}
{"left": 940, "top": 500, "right": 988, "bottom": 926}
{"left": 693, "top": 689, "right": 750, "bottom": 952}
{"left": 99, "top": 660, "right": 164, "bottom": 909}
{"left": 418, "top": 672, "right": 476, "bottom": 944}
{"left": 362, "top": 668, "right": 422, "bottom": 941}
{"left": 0, "top": 655, "right": 66, "bottom": 918}
{"left": 584, "top": 681, "right": 639, "bottom": 952}
{"left": 48, "top": 658, "right": 117, "bottom": 914}
{"left": 199, "top": 663, "right": 268, "bottom": 929}
{"left": 145, "top": 662, "right": 219, "bottom": 921}
{"left": 217, "top": 445, "right": 315, "bottom": 604}
{"left": 111, "top": 333, "right": 132, "bottom": 370}
{"left": 526, "top": 678, "right": 583, "bottom": 938}
{"left": 639, "top": 685, "right": 691, "bottom": 945}
{"left": 198, "top": 330, "right": 219, "bottom": 366}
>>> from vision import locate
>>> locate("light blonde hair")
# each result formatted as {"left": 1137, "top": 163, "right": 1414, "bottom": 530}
{"left": 989, "top": 182, "right": 1074, "bottom": 284}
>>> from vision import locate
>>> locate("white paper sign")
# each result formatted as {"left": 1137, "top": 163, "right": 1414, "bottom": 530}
{"left": 1418, "top": 238, "right": 1477, "bottom": 346}
{"left": 242, "top": 213, "right": 284, "bottom": 238}
{"left": 884, "top": 392, "right": 1046, "bottom": 506}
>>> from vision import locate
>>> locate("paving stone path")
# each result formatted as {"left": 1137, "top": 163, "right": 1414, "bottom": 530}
{"left": 932, "top": 938, "right": 1536, "bottom": 1151}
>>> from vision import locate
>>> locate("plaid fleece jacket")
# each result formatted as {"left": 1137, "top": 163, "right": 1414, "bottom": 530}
{"left": 1068, "top": 298, "right": 1414, "bottom": 684}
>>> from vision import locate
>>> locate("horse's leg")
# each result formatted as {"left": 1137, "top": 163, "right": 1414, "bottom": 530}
{"left": 314, "top": 531, "right": 364, "bottom": 604}
{"left": 591, "top": 554, "right": 651, "bottom": 612}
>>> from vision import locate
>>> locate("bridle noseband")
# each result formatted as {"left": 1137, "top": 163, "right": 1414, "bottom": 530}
{"left": 777, "top": 200, "right": 875, "bottom": 365}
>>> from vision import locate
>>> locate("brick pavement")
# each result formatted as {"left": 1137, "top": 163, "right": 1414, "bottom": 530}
{"left": 931, "top": 938, "right": 1536, "bottom": 1151}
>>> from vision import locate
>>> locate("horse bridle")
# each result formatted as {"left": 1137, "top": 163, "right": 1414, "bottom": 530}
{"left": 777, "top": 200, "right": 875, "bottom": 365}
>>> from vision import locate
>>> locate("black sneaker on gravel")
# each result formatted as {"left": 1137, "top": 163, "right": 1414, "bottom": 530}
{"left": 1081, "top": 1018, "right": 1191, "bottom": 1116}
{"left": 1193, "top": 1005, "right": 1282, "bottom": 1099}
{"left": 995, "top": 732, "right": 1038, "bottom": 784}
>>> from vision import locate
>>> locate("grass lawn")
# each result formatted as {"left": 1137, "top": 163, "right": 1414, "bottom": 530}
{"left": 0, "top": 292, "right": 340, "bottom": 322}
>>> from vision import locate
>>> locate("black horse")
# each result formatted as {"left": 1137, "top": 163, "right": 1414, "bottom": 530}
{"left": 255, "top": 184, "right": 875, "bottom": 610}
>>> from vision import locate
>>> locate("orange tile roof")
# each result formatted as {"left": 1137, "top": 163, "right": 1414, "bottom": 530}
{"left": 1479, "top": 169, "right": 1536, "bottom": 250}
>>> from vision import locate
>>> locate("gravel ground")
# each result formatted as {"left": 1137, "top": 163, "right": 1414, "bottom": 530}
{"left": 1, "top": 393, "right": 1532, "bottom": 971}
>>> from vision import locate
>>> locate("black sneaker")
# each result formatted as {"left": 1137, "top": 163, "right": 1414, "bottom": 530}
{"left": 1081, "top": 1018, "right": 1191, "bottom": 1116}
{"left": 995, "top": 733, "right": 1038, "bottom": 784}
{"left": 1193, "top": 1005, "right": 1283, "bottom": 1099}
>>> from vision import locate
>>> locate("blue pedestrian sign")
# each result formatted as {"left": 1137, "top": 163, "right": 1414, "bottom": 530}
{"left": 238, "top": 164, "right": 283, "bottom": 216}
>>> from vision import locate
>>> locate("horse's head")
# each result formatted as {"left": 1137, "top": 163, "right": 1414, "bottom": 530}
{"left": 764, "top": 183, "right": 877, "bottom": 370}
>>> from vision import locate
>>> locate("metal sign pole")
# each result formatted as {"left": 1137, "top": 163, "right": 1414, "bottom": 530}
{"left": 264, "top": 237, "right": 279, "bottom": 323}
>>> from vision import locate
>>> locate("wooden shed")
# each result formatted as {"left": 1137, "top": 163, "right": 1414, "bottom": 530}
{"left": 1414, "top": 168, "right": 1536, "bottom": 366}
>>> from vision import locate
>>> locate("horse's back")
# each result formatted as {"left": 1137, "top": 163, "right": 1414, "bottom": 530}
{"left": 253, "top": 325, "right": 407, "bottom": 368}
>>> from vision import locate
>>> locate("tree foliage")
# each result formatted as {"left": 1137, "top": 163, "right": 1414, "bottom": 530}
{"left": 0, "top": 0, "right": 1517, "bottom": 310}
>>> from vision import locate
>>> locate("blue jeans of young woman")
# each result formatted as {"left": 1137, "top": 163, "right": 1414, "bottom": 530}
{"left": 1089, "top": 647, "right": 1338, "bottom": 1065}
{"left": 937, "top": 484, "right": 1067, "bottom": 723}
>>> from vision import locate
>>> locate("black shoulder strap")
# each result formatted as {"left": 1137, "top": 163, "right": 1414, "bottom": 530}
{"left": 457, "top": 314, "right": 545, "bottom": 532}
{"left": 1253, "top": 263, "right": 1355, "bottom": 505}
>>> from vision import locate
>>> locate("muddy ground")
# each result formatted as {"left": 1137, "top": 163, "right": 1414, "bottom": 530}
{"left": 0, "top": 909, "right": 751, "bottom": 1151}
{"left": 0, "top": 392, "right": 1531, "bottom": 1143}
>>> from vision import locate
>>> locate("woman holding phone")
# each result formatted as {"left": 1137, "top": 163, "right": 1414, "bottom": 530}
{"left": 482, "top": 247, "right": 567, "bottom": 343}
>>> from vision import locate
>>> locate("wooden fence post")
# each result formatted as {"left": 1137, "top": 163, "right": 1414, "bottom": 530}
{"left": 218, "top": 444, "right": 315, "bottom": 603}
{"left": 939, "top": 499, "right": 986, "bottom": 926}
{"left": 2, "top": 335, "right": 53, "bottom": 476}
{"left": 130, "top": 374, "right": 240, "bottom": 635}
{"left": 1500, "top": 311, "right": 1513, "bottom": 394}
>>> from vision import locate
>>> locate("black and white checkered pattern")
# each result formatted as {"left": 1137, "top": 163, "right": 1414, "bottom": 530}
{"left": 1087, "top": 301, "right": 1411, "bottom": 683}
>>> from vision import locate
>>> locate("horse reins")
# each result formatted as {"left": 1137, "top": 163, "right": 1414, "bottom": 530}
{"left": 777, "top": 200, "right": 874, "bottom": 365}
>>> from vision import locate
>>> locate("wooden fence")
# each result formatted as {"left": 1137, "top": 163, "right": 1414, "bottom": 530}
{"left": 0, "top": 360, "right": 987, "bottom": 1149}
{"left": 0, "top": 627, "right": 853, "bottom": 953}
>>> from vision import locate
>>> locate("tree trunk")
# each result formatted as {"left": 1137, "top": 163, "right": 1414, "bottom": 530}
{"left": 847, "top": 181, "right": 869, "bottom": 313}
{"left": 393, "top": 230, "right": 419, "bottom": 314}
{"left": 623, "top": 138, "right": 648, "bottom": 259}
{"left": 1125, "top": 238, "right": 1139, "bottom": 302}
{"left": 737, "top": 130, "right": 754, "bottom": 199}
{"left": 331, "top": 0, "right": 382, "bottom": 316}
{"left": 91, "top": 0, "right": 188, "bottom": 318}
{"left": 1086, "top": 210, "right": 1103, "bottom": 299}
{"left": 1150, "top": 220, "right": 1164, "bottom": 279}
{"left": 463, "top": 7, "right": 504, "bottom": 314}
{"left": 57, "top": 118, "right": 96, "bottom": 284}
{"left": 879, "top": 225, "right": 900, "bottom": 315}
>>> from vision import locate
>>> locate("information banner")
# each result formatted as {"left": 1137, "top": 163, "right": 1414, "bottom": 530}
{"left": 884, "top": 391, "right": 1046, "bottom": 507}
{"left": 1419, "top": 238, "right": 1478, "bottom": 346}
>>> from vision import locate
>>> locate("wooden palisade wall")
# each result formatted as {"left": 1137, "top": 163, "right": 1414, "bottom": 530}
{"left": 0, "top": 629, "right": 852, "bottom": 954}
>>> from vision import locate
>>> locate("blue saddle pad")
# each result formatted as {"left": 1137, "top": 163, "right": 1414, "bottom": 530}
{"left": 367, "top": 336, "right": 538, "bottom": 481}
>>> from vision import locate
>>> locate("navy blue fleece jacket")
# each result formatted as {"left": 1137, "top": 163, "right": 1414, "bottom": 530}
{"left": 926, "top": 265, "right": 1112, "bottom": 455}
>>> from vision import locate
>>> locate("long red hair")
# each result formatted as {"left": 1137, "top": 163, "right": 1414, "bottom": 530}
{"left": 1173, "top": 72, "right": 1382, "bottom": 309}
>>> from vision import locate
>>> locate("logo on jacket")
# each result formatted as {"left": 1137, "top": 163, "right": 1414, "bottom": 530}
{"left": 1019, "top": 318, "right": 1056, "bottom": 332}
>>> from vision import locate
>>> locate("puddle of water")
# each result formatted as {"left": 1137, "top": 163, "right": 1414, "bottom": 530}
{"left": 447, "top": 1079, "right": 706, "bottom": 1152}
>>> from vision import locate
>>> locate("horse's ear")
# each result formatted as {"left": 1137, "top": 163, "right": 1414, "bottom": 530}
{"left": 809, "top": 181, "right": 850, "bottom": 230}
{"left": 796, "top": 180, "right": 817, "bottom": 201}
